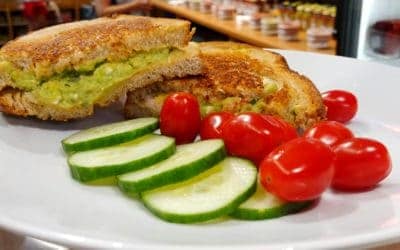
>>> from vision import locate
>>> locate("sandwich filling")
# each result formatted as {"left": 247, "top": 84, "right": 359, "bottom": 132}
{"left": 128, "top": 51, "right": 287, "bottom": 117}
{"left": 0, "top": 48, "right": 183, "bottom": 109}
{"left": 146, "top": 76, "right": 280, "bottom": 117}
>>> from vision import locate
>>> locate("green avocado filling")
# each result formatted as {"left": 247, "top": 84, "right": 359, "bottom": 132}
{"left": 0, "top": 48, "right": 177, "bottom": 109}
{"left": 153, "top": 76, "right": 280, "bottom": 117}
{"left": 0, "top": 61, "right": 38, "bottom": 90}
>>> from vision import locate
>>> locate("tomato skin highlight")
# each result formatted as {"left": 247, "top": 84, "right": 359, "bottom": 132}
{"left": 322, "top": 90, "right": 358, "bottom": 123}
{"left": 221, "top": 112, "right": 295, "bottom": 165}
{"left": 262, "top": 115, "right": 298, "bottom": 142}
{"left": 200, "top": 112, "right": 234, "bottom": 140}
{"left": 259, "top": 138, "right": 335, "bottom": 201}
{"left": 332, "top": 138, "right": 392, "bottom": 190}
{"left": 160, "top": 92, "right": 201, "bottom": 145}
{"left": 304, "top": 121, "right": 354, "bottom": 147}
{"left": 221, "top": 113, "right": 274, "bottom": 164}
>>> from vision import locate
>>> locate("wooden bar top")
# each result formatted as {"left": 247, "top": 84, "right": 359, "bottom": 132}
{"left": 151, "top": 0, "right": 336, "bottom": 55}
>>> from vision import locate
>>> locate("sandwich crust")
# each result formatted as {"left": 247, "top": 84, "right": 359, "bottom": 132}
{"left": 125, "top": 42, "right": 326, "bottom": 129}
{"left": 0, "top": 15, "right": 194, "bottom": 79}
{"left": 0, "top": 16, "right": 201, "bottom": 121}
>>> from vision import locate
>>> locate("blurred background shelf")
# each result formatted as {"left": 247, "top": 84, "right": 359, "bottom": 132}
{"left": 151, "top": 0, "right": 336, "bottom": 54}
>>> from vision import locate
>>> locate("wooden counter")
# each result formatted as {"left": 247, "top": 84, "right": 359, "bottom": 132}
{"left": 151, "top": 0, "right": 336, "bottom": 55}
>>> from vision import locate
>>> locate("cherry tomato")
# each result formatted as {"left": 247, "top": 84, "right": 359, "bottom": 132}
{"left": 221, "top": 112, "right": 296, "bottom": 165}
{"left": 160, "top": 92, "right": 201, "bottom": 144}
{"left": 200, "top": 112, "right": 234, "bottom": 140}
{"left": 259, "top": 138, "right": 335, "bottom": 201}
{"left": 332, "top": 138, "right": 392, "bottom": 190}
{"left": 262, "top": 115, "right": 298, "bottom": 142}
{"left": 304, "top": 121, "right": 354, "bottom": 147}
{"left": 322, "top": 90, "right": 358, "bottom": 123}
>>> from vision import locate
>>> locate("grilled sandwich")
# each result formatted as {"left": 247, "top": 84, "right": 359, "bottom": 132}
{"left": 0, "top": 15, "right": 202, "bottom": 121}
{"left": 125, "top": 42, "right": 326, "bottom": 129}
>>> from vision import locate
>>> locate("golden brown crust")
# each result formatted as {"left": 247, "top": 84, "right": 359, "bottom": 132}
{"left": 0, "top": 15, "right": 193, "bottom": 78}
{"left": 188, "top": 53, "right": 264, "bottom": 101}
{"left": 125, "top": 42, "right": 326, "bottom": 129}
{"left": 269, "top": 67, "right": 326, "bottom": 129}
{"left": 0, "top": 16, "right": 200, "bottom": 121}
{"left": 0, "top": 88, "right": 92, "bottom": 120}
{"left": 0, "top": 89, "right": 31, "bottom": 117}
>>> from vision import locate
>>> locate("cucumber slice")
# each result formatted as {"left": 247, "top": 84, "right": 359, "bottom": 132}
{"left": 141, "top": 157, "right": 257, "bottom": 224}
{"left": 68, "top": 134, "right": 175, "bottom": 182}
{"left": 230, "top": 181, "right": 312, "bottom": 220}
{"left": 118, "top": 139, "right": 226, "bottom": 193}
{"left": 62, "top": 117, "right": 158, "bottom": 153}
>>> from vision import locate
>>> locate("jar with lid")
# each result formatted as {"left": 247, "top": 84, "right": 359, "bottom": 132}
{"left": 278, "top": 21, "right": 300, "bottom": 41}
{"left": 327, "top": 6, "right": 336, "bottom": 30}
{"left": 200, "top": 0, "right": 213, "bottom": 13}
{"left": 278, "top": 1, "right": 290, "bottom": 22}
{"left": 217, "top": 4, "right": 235, "bottom": 20}
{"left": 307, "top": 27, "right": 332, "bottom": 49}
{"left": 188, "top": 0, "right": 201, "bottom": 10}
{"left": 261, "top": 16, "right": 278, "bottom": 35}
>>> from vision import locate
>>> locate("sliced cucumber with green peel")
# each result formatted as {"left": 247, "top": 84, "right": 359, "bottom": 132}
{"left": 68, "top": 134, "right": 175, "bottom": 182}
{"left": 230, "top": 181, "right": 312, "bottom": 220}
{"left": 62, "top": 117, "right": 158, "bottom": 153}
{"left": 118, "top": 139, "right": 226, "bottom": 193}
{"left": 141, "top": 157, "right": 257, "bottom": 224}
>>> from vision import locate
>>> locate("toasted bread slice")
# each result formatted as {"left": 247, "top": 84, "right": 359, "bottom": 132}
{"left": 125, "top": 42, "right": 326, "bottom": 129}
{"left": 0, "top": 15, "right": 194, "bottom": 79}
{"left": 0, "top": 16, "right": 202, "bottom": 121}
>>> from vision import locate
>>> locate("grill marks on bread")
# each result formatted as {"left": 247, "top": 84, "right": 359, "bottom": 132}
{"left": 198, "top": 54, "right": 264, "bottom": 99}
{"left": 0, "top": 16, "right": 201, "bottom": 121}
{"left": 0, "top": 16, "right": 193, "bottom": 79}
{"left": 124, "top": 42, "right": 326, "bottom": 129}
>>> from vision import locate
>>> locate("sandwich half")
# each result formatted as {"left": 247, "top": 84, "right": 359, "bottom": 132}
{"left": 0, "top": 15, "right": 202, "bottom": 121}
{"left": 125, "top": 42, "right": 326, "bottom": 129}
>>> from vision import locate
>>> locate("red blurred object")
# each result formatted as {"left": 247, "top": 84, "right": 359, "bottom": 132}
{"left": 23, "top": 0, "right": 48, "bottom": 21}
{"left": 368, "top": 19, "right": 400, "bottom": 57}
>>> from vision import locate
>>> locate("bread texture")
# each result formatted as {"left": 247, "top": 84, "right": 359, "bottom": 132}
{"left": 0, "top": 47, "right": 202, "bottom": 121}
{"left": 125, "top": 42, "right": 326, "bottom": 129}
{"left": 0, "top": 16, "right": 202, "bottom": 121}
{"left": 0, "top": 15, "right": 194, "bottom": 79}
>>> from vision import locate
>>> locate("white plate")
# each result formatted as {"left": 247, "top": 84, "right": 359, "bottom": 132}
{"left": 0, "top": 51, "right": 399, "bottom": 250}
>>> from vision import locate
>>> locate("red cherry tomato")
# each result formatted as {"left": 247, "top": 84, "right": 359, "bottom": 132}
{"left": 304, "top": 121, "right": 354, "bottom": 147}
{"left": 200, "top": 112, "right": 234, "bottom": 140}
{"left": 262, "top": 115, "right": 298, "bottom": 142}
{"left": 160, "top": 92, "right": 201, "bottom": 144}
{"left": 332, "top": 138, "right": 392, "bottom": 190}
{"left": 259, "top": 138, "right": 335, "bottom": 201}
{"left": 221, "top": 112, "right": 297, "bottom": 165}
{"left": 322, "top": 90, "right": 358, "bottom": 123}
